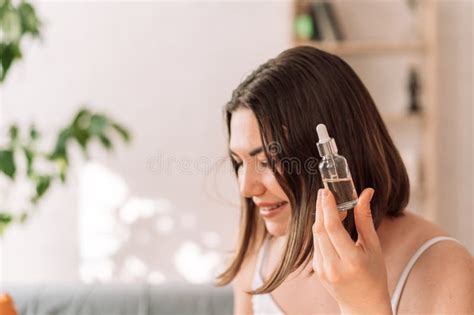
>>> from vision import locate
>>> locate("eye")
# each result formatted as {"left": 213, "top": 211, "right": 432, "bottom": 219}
{"left": 258, "top": 160, "right": 269, "bottom": 169}
{"left": 231, "top": 158, "right": 243, "bottom": 170}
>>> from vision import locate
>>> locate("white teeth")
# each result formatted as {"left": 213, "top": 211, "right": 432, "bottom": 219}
{"left": 264, "top": 202, "right": 286, "bottom": 211}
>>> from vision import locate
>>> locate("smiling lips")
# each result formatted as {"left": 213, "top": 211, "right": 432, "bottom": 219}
{"left": 256, "top": 201, "right": 288, "bottom": 218}
{"left": 257, "top": 201, "right": 287, "bottom": 211}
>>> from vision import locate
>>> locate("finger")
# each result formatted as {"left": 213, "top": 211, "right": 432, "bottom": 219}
{"left": 313, "top": 189, "right": 324, "bottom": 272}
{"left": 312, "top": 224, "right": 323, "bottom": 273}
{"left": 322, "top": 189, "right": 356, "bottom": 259}
{"left": 354, "top": 188, "right": 379, "bottom": 249}
{"left": 338, "top": 209, "right": 348, "bottom": 221}
{"left": 314, "top": 189, "right": 340, "bottom": 262}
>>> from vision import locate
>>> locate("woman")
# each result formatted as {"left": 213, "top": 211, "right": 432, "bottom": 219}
{"left": 216, "top": 46, "right": 472, "bottom": 314}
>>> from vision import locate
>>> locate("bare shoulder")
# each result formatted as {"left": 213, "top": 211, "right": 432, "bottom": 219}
{"left": 379, "top": 211, "right": 451, "bottom": 250}
{"left": 387, "top": 212, "right": 474, "bottom": 314}
{"left": 402, "top": 237, "right": 473, "bottom": 314}
{"left": 383, "top": 211, "right": 471, "bottom": 267}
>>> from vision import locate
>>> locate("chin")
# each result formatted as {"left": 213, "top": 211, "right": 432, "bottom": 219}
{"left": 264, "top": 220, "right": 288, "bottom": 237}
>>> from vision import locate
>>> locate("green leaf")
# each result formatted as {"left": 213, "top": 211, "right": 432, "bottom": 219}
{"left": 0, "top": 212, "right": 13, "bottom": 224}
{"left": 50, "top": 127, "right": 71, "bottom": 160}
{"left": 99, "top": 134, "right": 112, "bottom": 150}
{"left": 23, "top": 146, "right": 34, "bottom": 177}
{"left": 19, "top": 212, "right": 28, "bottom": 223}
{"left": 0, "top": 0, "right": 42, "bottom": 84}
{"left": 29, "top": 124, "right": 39, "bottom": 140}
{"left": 31, "top": 175, "right": 51, "bottom": 203}
{"left": 90, "top": 114, "right": 107, "bottom": 135}
{"left": 0, "top": 1, "right": 7, "bottom": 11}
{"left": 72, "top": 108, "right": 91, "bottom": 129}
{"left": 18, "top": 2, "right": 41, "bottom": 36}
{"left": 0, "top": 212, "right": 13, "bottom": 236}
{"left": 8, "top": 124, "right": 18, "bottom": 142}
{"left": 0, "top": 149, "right": 16, "bottom": 178}
{"left": 111, "top": 122, "right": 131, "bottom": 142}
{"left": 1, "top": 10, "right": 22, "bottom": 43}
{"left": 56, "top": 157, "right": 68, "bottom": 183}
{"left": 0, "top": 43, "right": 22, "bottom": 82}
{"left": 71, "top": 126, "right": 90, "bottom": 155}
{"left": 70, "top": 109, "right": 92, "bottom": 156}
{"left": 59, "top": 173, "right": 66, "bottom": 183}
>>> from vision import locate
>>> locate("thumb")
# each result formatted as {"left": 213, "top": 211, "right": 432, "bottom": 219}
{"left": 354, "top": 188, "right": 378, "bottom": 248}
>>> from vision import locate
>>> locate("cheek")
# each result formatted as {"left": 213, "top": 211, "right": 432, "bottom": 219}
{"left": 263, "top": 171, "right": 288, "bottom": 200}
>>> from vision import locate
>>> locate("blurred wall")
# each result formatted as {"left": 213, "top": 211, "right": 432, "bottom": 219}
{"left": 436, "top": 0, "right": 473, "bottom": 253}
{"left": 1, "top": 1, "right": 291, "bottom": 283}
{"left": 0, "top": 0, "right": 471, "bottom": 284}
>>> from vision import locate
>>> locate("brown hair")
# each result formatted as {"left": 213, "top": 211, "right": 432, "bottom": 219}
{"left": 215, "top": 46, "right": 409, "bottom": 294}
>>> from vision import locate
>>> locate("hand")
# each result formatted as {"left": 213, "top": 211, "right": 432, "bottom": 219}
{"left": 312, "top": 188, "right": 392, "bottom": 315}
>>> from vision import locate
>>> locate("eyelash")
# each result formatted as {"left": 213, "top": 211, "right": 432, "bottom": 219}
{"left": 232, "top": 159, "right": 269, "bottom": 170}
{"left": 234, "top": 160, "right": 243, "bottom": 170}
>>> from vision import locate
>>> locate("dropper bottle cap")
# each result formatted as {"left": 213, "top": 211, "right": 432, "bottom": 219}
{"left": 316, "top": 124, "right": 338, "bottom": 157}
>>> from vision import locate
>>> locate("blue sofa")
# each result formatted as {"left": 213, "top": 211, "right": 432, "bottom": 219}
{"left": 1, "top": 283, "right": 233, "bottom": 315}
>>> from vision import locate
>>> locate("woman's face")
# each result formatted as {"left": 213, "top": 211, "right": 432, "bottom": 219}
{"left": 229, "top": 108, "right": 291, "bottom": 236}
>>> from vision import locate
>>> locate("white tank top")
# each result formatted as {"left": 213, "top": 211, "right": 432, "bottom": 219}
{"left": 251, "top": 235, "right": 459, "bottom": 315}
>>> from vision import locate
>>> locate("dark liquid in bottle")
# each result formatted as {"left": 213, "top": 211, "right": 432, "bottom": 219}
{"left": 323, "top": 178, "right": 358, "bottom": 210}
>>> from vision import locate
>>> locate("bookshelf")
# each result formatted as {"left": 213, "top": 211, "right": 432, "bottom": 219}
{"left": 292, "top": 0, "right": 438, "bottom": 220}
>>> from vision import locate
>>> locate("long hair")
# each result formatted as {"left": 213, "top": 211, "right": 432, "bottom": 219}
{"left": 215, "top": 46, "right": 409, "bottom": 294}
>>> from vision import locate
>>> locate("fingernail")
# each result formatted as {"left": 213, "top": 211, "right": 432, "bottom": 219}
{"left": 323, "top": 189, "right": 329, "bottom": 197}
{"left": 369, "top": 188, "right": 375, "bottom": 200}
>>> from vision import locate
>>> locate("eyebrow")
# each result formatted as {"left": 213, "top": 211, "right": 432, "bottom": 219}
{"left": 229, "top": 146, "right": 263, "bottom": 158}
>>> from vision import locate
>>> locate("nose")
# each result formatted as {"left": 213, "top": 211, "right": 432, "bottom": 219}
{"left": 239, "top": 163, "right": 265, "bottom": 198}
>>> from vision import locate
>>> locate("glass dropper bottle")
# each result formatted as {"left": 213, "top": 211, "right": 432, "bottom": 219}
{"left": 316, "top": 124, "right": 358, "bottom": 211}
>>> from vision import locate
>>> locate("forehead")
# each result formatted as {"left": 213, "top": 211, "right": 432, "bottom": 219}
{"left": 229, "top": 108, "right": 262, "bottom": 153}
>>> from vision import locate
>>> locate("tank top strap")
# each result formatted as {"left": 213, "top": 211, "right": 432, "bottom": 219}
{"left": 390, "top": 236, "right": 460, "bottom": 314}
{"left": 251, "top": 236, "right": 285, "bottom": 315}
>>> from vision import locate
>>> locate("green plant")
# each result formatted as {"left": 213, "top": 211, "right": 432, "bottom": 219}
{"left": 0, "top": 0, "right": 41, "bottom": 82}
{"left": 0, "top": 109, "right": 131, "bottom": 235}
{"left": 0, "top": 1, "right": 132, "bottom": 235}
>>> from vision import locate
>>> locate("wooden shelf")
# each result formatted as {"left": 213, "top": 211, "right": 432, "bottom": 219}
{"left": 292, "top": 0, "right": 439, "bottom": 220}
{"left": 293, "top": 40, "right": 426, "bottom": 56}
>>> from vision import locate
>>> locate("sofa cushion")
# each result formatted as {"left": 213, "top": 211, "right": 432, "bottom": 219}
{"left": 1, "top": 284, "right": 233, "bottom": 315}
